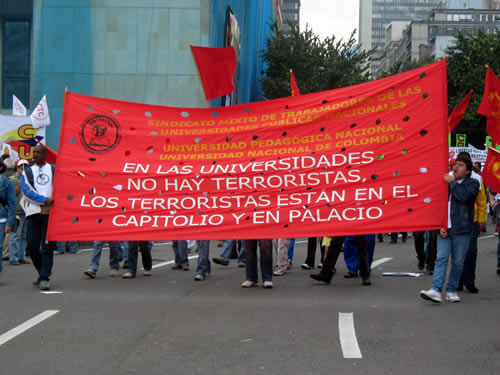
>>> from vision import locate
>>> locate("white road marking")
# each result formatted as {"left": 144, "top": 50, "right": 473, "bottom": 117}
{"left": 478, "top": 235, "right": 494, "bottom": 240}
{"left": 338, "top": 312, "right": 363, "bottom": 359}
{"left": 40, "top": 291, "right": 63, "bottom": 294}
{"left": 150, "top": 254, "right": 199, "bottom": 269}
{"left": 371, "top": 257, "right": 392, "bottom": 269}
{"left": 0, "top": 310, "right": 59, "bottom": 347}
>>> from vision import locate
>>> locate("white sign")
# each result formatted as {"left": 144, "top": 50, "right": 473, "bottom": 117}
{"left": 30, "top": 95, "right": 51, "bottom": 128}
{"left": 12, "top": 95, "right": 27, "bottom": 116}
{"left": 449, "top": 145, "right": 488, "bottom": 165}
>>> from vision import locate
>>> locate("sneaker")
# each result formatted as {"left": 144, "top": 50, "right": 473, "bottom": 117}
{"left": 213, "top": 258, "right": 229, "bottom": 266}
{"left": 241, "top": 280, "right": 256, "bottom": 288}
{"left": 182, "top": 265, "right": 189, "bottom": 271}
{"left": 171, "top": 265, "right": 182, "bottom": 270}
{"left": 39, "top": 280, "right": 50, "bottom": 291}
{"left": 420, "top": 289, "right": 442, "bottom": 303}
{"left": 285, "top": 262, "right": 292, "bottom": 271}
{"left": 445, "top": 291, "right": 461, "bottom": 303}
{"left": 122, "top": 272, "right": 136, "bottom": 279}
{"left": 195, "top": 274, "right": 205, "bottom": 281}
{"left": 300, "top": 263, "right": 312, "bottom": 270}
{"left": 238, "top": 262, "right": 246, "bottom": 268}
{"left": 273, "top": 266, "right": 286, "bottom": 276}
{"left": 109, "top": 269, "right": 119, "bottom": 277}
{"left": 263, "top": 281, "right": 273, "bottom": 289}
{"left": 84, "top": 269, "right": 97, "bottom": 279}
{"left": 318, "top": 263, "right": 323, "bottom": 269}
{"left": 33, "top": 276, "right": 41, "bottom": 286}
{"left": 144, "top": 270, "right": 152, "bottom": 276}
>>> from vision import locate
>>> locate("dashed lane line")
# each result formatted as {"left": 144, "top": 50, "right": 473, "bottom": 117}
{"left": 338, "top": 312, "right": 363, "bottom": 359}
{"left": 150, "top": 254, "right": 199, "bottom": 269}
{"left": 0, "top": 310, "right": 59, "bottom": 347}
{"left": 371, "top": 257, "right": 393, "bottom": 269}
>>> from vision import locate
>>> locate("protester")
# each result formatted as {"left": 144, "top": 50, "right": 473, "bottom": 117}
{"left": 212, "top": 240, "right": 246, "bottom": 268}
{"left": 343, "top": 235, "right": 376, "bottom": 278}
{"left": 123, "top": 241, "right": 152, "bottom": 278}
{"left": 300, "top": 237, "right": 324, "bottom": 270}
{"left": 420, "top": 155, "right": 479, "bottom": 303}
{"left": 390, "top": 232, "right": 408, "bottom": 244}
{"left": 0, "top": 158, "right": 17, "bottom": 278}
{"left": 20, "top": 145, "right": 55, "bottom": 290}
{"left": 310, "top": 235, "right": 371, "bottom": 286}
{"left": 56, "top": 241, "right": 79, "bottom": 255}
{"left": 84, "top": 241, "right": 121, "bottom": 278}
{"left": 171, "top": 240, "right": 189, "bottom": 271}
{"left": 8, "top": 159, "right": 30, "bottom": 265}
{"left": 413, "top": 230, "right": 437, "bottom": 274}
{"left": 195, "top": 240, "right": 211, "bottom": 281}
{"left": 242, "top": 239, "right": 273, "bottom": 288}
{"left": 273, "top": 238, "right": 292, "bottom": 276}
{"left": 457, "top": 152, "right": 486, "bottom": 293}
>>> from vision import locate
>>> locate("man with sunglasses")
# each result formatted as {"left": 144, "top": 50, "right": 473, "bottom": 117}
{"left": 20, "top": 145, "right": 55, "bottom": 290}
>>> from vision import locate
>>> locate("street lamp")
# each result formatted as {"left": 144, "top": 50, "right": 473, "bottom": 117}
{"left": 318, "top": 66, "right": 325, "bottom": 91}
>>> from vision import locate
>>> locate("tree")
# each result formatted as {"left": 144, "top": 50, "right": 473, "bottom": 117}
{"left": 446, "top": 30, "right": 500, "bottom": 147}
{"left": 260, "top": 23, "right": 373, "bottom": 100}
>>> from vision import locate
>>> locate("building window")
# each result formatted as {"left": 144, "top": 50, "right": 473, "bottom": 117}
{"left": 2, "top": 20, "right": 30, "bottom": 109}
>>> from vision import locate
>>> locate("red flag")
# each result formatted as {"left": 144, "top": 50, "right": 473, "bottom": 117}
{"left": 448, "top": 90, "right": 473, "bottom": 133}
{"left": 478, "top": 67, "right": 500, "bottom": 144}
{"left": 290, "top": 69, "right": 300, "bottom": 96}
{"left": 35, "top": 139, "right": 57, "bottom": 164}
{"left": 482, "top": 146, "right": 500, "bottom": 193}
{"left": 190, "top": 45, "right": 237, "bottom": 101}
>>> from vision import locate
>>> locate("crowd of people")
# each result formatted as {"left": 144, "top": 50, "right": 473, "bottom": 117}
{"left": 0, "top": 146, "right": 499, "bottom": 300}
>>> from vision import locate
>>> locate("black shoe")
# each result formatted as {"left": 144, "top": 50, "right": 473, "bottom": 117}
{"left": 344, "top": 272, "right": 358, "bottom": 278}
{"left": 389, "top": 239, "right": 397, "bottom": 244}
{"left": 213, "top": 258, "right": 229, "bottom": 266}
{"left": 417, "top": 259, "right": 425, "bottom": 271}
{"left": 362, "top": 278, "right": 372, "bottom": 286}
{"left": 310, "top": 273, "right": 331, "bottom": 284}
{"left": 377, "top": 234, "right": 384, "bottom": 243}
{"left": 465, "top": 285, "right": 479, "bottom": 293}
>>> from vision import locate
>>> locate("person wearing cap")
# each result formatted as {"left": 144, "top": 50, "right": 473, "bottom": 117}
{"left": 0, "top": 158, "right": 17, "bottom": 278}
{"left": 8, "top": 159, "right": 30, "bottom": 265}
{"left": 20, "top": 145, "right": 55, "bottom": 290}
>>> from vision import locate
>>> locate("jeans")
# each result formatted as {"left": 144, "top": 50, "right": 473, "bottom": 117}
{"left": 432, "top": 233, "right": 471, "bottom": 292}
{"left": 9, "top": 214, "right": 27, "bottom": 262}
{"left": 414, "top": 230, "right": 438, "bottom": 270}
{"left": 56, "top": 241, "right": 79, "bottom": 254}
{"left": 461, "top": 224, "right": 479, "bottom": 287}
{"left": 172, "top": 240, "right": 189, "bottom": 267}
{"left": 196, "top": 240, "right": 211, "bottom": 276}
{"left": 343, "top": 235, "right": 375, "bottom": 275}
{"left": 0, "top": 223, "right": 5, "bottom": 275}
{"left": 304, "top": 237, "right": 324, "bottom": 267}
{"left": 88, "top": 241, "right": 121, "bottom": 271}
{"left": 26, "top": 214, "right": 54, "bottom": 281}
{"left": 321, "top": 235, "right": 370, "bottom": 281}
{"left": 220, "top": 240, "right": 246, "bottom": 264}
{"left": 244, "top": 239, "right": 273, "bottom": 282}
{"left": 287, "top": 238, "right": 295, "bottom": 262}
{"left": 127, "top": 241, "right": 152, "bottom": 273}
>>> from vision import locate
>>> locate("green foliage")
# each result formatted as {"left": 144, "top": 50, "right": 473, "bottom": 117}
{"left": 260, "top": 23, "right": 373, "bottom": 99}
{"left": 446, "top": 30, "right": 500, "bottom": 147}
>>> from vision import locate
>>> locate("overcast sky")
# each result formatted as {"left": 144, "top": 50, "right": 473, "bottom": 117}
{"left": 300, "top": 0, "right": 360, "bottom": 43}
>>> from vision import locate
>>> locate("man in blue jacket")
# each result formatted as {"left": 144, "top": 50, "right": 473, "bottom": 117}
{"left": 0, "top": 158, "right": 17, "bottom": 278}
{"left": 20, "top": 145, "right": 55, "bottom": 290}
{"left": 420, "top": 154, "right": 479, "bottom": 303}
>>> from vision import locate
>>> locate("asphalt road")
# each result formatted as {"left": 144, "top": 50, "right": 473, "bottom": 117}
{"left": 0, "top": 233, "right": 499, "bottom": 375}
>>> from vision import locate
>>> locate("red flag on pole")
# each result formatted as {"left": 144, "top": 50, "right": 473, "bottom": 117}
{"left": 290, "top": 69, "right": 300, "bottom": 96}
{"left": 482, "top": 145, "right": 500, "bottom": 192}
{"left": 448, "top": 90, "right": 473, "bottom": 133}
{"left": 478, "top": 67, "right": 500, "bottom": 144}
{"left": 190, "top": 45, "right": 237, "bottom": 101}
{"left": 35, "top": 139, "right": 57, "bottom": 164}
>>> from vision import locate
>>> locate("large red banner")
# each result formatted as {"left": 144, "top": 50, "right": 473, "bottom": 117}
{"left": 48, "top": 60, "right": 449, "bottom": 240}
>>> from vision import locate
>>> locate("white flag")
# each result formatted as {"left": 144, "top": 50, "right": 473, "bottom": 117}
{"left": 12, "top": 95, "right": 27, "bottom": 116}
{"left": 30, "top": 95, "right": 51, "bottom": 128}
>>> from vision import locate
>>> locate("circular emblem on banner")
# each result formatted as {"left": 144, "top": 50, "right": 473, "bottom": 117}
{"left": 80, "top": 114, "right": 121, "bottom": 154}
